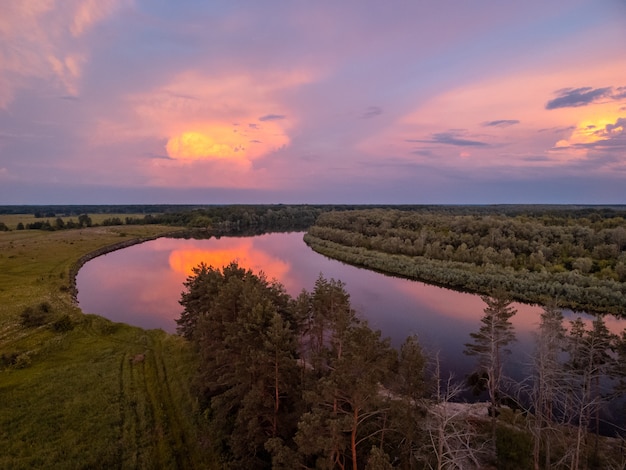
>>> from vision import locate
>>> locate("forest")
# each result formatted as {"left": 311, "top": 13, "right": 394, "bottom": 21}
{"left": 304, "top": 208, "right": 626, "bottom": 314}
{"left": 177, "top": 261, "right": 626, "bottom": 469}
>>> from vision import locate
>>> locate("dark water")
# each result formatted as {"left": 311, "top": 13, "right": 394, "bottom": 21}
{"left": 76, "top": 232, "right": 626, "bottom": 382}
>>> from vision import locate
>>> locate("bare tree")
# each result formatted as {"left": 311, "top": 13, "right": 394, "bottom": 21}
{"left": 421, "top": 353, "right": 485, "bottom": 470}
{"left": 527, "top": 303, "right": 567, "bottom": 470}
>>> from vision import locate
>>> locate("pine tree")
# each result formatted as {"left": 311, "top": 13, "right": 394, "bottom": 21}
{"left": 565, "top": 315, "right": 616, "bottom": 469}
{"left": 464, "top": 294, "right": 516, "bottom": 439}
{"left": 295, "top": 276, "right": 396, "bottom": 470}
{"left": 178, "top": 262, "right": 300, "bottom": 468}
{"left": 395, "top": 334, "right": 427, "bottom": 467}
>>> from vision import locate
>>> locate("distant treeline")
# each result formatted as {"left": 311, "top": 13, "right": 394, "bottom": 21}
{"left": 305, "top": 208, "right": 626, "bottom": 314}
{"left": 3, "top": 203, "right": 626, "bottom": 233}
{"left": 0, "top": 205, "right": 334, "bottom": 233}
{"left": 3, "top": 203, "right": 626, "bottom": 217}
{"left": 0, "top": 204, "right": 199, "bottom": 216}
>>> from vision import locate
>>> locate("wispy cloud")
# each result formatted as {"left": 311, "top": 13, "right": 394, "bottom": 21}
{"left": 259, "top": 114, "right": 287, "bottom": 122}
{"left": 407, "top": 131, "right": 488, "bottom": 147}
{"left": 613, "top": 87, "right": 626, "bottom": 100}
{"left": 0, "top": 1, "right": 128, "bottom": 108}
{"left": 538, "top": 126, "right": 576, "bottom": 134}
{"left": 482, "top": 119, "right": 520, "bottom": 128}
{"left": 545, "top": 86, "right": 617, "bottom": 109}
{"left": 361, "top": 106, "right": 383, "bottom": 119}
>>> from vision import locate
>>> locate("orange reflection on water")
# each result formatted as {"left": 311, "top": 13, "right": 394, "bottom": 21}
{"left": 168, "top": 238, "right": 290, "bottom": 282}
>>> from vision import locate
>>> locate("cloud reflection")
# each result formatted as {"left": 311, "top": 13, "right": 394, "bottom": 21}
{"left": 168, "top": 238, "right": 290, "bottom": 282}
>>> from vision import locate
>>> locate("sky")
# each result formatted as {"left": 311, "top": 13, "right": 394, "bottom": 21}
{"left": 1, "top": 0, "right": 625, "bottom": 205}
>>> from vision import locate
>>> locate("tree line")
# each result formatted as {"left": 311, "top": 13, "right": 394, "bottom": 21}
{"left": 177, "top": 262, "right": 626, "bottom": 469}
{"left": 304, "top": 209, "right": 626, "bottom": 314}
{"left": 0, "top": 205, "right": 331, "bottom": 233}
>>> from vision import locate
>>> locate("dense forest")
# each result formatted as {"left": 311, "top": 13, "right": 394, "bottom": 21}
{"left": 177, "top": 261, "right": 626, "bottom": 469}
{"left": 304, "top": 208, "right": 626, "bottom": 314}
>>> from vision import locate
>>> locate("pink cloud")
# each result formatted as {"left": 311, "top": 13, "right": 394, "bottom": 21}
{"left": 0, "top": 0, "right": 128, "bottom": 107}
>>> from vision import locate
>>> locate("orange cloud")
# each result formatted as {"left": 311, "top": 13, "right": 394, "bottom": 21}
{"left": 554, "top": 112, "right": 623, "bottom": 149}
{"left": 168, "top": 239, "right": 290, "bottom": 282}
{"left": 165, "top": 120, "right": 289, "bottom": 162}
{"left": 166, "top": 130, "right": 245, "bottom": 161}
{"left": 88, "top": 69, "right": 310, "bottom": 162}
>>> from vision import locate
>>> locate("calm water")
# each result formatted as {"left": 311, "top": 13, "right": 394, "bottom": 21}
{"left": 76, "top": 232, "right": 626, "bottom": 381}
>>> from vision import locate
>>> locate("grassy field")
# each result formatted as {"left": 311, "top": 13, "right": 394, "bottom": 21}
{"left": 0, "top": 225, "right": 216, "bottom": 469}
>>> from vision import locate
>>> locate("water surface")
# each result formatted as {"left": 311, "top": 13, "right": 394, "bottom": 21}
{"left": 77, "top": 232, "right": 625, "bottom": 380}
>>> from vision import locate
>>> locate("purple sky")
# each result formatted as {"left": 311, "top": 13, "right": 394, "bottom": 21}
{"left": 1, "top": 1, "right": 625, "bottom": 204}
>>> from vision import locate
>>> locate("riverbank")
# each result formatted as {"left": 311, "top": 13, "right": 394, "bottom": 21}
{"left": 67, "top": 228, "right": 186, "bottom": 303}
{"left": 304, "top": 233, "right": 626, "bottom": 315}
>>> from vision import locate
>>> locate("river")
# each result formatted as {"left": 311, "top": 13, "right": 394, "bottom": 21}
{"left": 76, "top": 231, "right": 626, "bottom": 385}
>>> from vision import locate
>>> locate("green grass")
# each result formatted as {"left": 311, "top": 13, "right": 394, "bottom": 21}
{"left": 0, "top": 225, "right": 216, "bottom": 469}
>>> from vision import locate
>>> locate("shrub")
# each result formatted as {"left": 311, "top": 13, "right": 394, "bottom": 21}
{"left": 496, "top": 426, "right": 532, "bottom": 470}
{"left": 15, "top": 353, "right": 32, "bottom": 369}
{"left": 20, "top": 303, "right": 53, "bottom": 327}
{"left": 0, "top": 352, "right": 19, "bottom": 369}
{"left": 52, "top": 315, "right": 74, "bottom": 332}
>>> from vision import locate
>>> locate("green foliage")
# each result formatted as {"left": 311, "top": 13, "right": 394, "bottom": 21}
{"left": 5, "top": 206, "right": 626, "bottom": 468}
{"left": 77, "top": 214, "right": 92, "bottom": 227}
{"left": 365, "top": 446, "right": 394, "bottom": 470}
{"left": 101, "top": 216, "right": 123, "bottom": 225}
{"left": 179, "top": 262, "right": 300, "bottom": 467}
{"left": 180, "top": 263, "right": 406, "bottom": 468}
{"left": 465, "top": 295, "right": 516, "bottom": 446}
{"left": 52, "top": 314, "right": 74, "bottom": 332}
{"left": 177, "top": 254, "right": 626, "bottom": 468}
{"left": 304, "top": 208, "right": 626, "bottom": 314}
{"left": 496, "top": 426, "right": 533, "bottom": 470}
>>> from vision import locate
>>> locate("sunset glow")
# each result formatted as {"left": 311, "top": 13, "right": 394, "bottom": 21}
{"left": 0, "top": 1, "right": 624, "bottom": 203}
{"left": 168, "top": 240, "right": 290, "bottom": 282}
{"left": 166, "top": 131, "right": 246, "bottom": 161}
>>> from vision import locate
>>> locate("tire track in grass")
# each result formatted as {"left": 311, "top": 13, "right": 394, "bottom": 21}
{"left": 119, "top": 350, "right": 141, "bottom": 469}
{"left": 117, "top": 353, "right": 127, "bottom": 468}
{"left": 138, "top": 341, "right": 187, "bottom": 469}
{"left": 74, "top": 320, "right": 200, "bottom": 467}
{"left": 137, "top": 355, "right": 158, "bottom": 468}
{"left": 152, "top": 339, "right": 193, "bottom": 469}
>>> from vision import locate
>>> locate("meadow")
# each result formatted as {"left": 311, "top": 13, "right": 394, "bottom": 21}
{"left": 0, "top": 222, "right": 215, "bottom": 469}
